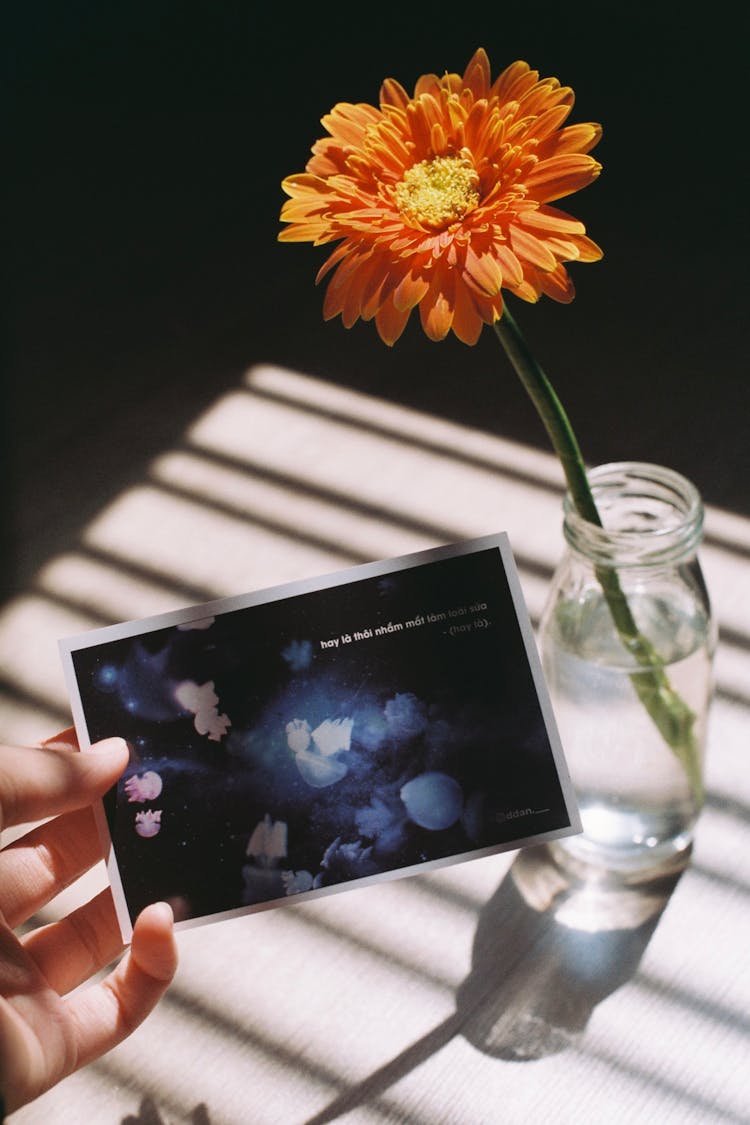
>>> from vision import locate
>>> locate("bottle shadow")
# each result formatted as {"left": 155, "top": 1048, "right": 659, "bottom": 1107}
{"left": 121, "top": 1094, "right": 212, "bottom": 1124}
{"left": 304, "top": 843, "right": 688, "bottom": 1123}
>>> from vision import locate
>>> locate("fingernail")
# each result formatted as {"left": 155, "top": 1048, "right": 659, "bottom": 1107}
{"left": 152, "top": 901, "right": 175, "bottom": 926}
{"left": 40, "top": 726, "right": 77, "bottom": 749}
{"left": 85, "top": 737, "right": 130, "bottom": 756}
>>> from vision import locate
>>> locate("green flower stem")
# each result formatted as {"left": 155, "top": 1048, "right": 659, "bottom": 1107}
{"left": 493, "top": 305, "right": 703, "bottom": 801}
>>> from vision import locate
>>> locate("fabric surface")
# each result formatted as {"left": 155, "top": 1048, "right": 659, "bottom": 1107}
{"left": 3, "top": 368, "right": 748, "bottom": 1125}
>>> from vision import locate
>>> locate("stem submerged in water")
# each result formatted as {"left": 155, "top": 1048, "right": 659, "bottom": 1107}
{"left": 493, "top": 306, "right": 703, "bottom": 801}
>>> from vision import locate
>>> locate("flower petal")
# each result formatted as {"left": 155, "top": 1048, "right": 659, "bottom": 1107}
{"left": 516, "top": 206, "right": 585, "bottom": 235}
{"left": 509, "top": 225, "right": 559, "bottom": 272}
{"left": 464, "top": 245, "right": 504, "bottom": 296}
{"left": 420, "top": 268, "right": 455, "bottom": 341}
{"left": 315, "top": 242, "right": 351, "bottom": 284}
{"left": 491, "top": 243, "right": 524, "bottom": 287}
{"left": 452, "top": 279, "right": 487, "bottom": 345}
{"left": 525, "top": 102, "right": 573, "bottom": 142}
{"left": 463, "top": 48, "right": 492, "bottom": 99}
{"left": 375, "top": 296, "right": 411, "bottom": 345}
{"left": 538, "top": 263, "right": 576, "bottom": 302}
{"left": 569, "top": 234, "right": 603, "bottom": 262}
{"left": 517, "top": 81, "right": 573, "bottom": 119}
{"left": 280, "top": 172, "right": 329, "bottom": 199}
{"left": 524, "top": 154, "right": 602, "bottom": 201}
{"left": 491, "top": 60, "right": 539, "bottom": 105}
{"left": 321, "top": 103, "right": 382, "bottom": 147}
{"left": 393, "top": 268, "right": 430, "bottom": 312}
{"left": 538, "top": 121, "right": 603, "bottom": 157}
{"left": 380, "top": 78, "right": 410, "bottom": 110}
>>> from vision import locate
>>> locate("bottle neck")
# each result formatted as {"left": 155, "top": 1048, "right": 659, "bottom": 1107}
{"left": 563, "top": 462, "right": 704, "bottom": 569}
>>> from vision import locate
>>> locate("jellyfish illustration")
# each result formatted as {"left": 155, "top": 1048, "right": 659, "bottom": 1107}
{"left": 385, "top": 692, "right": 428, "bottom": 740}
{"left": 400, "top": 772, "right": 463, "bottom": 830}
{"left": 175, "top": 680, "right": 231, "bottom": 741}
{"left": 246, "top": 813, "right": 288, "bottom": 863}
{"left": 355, "top": 794, "right": 408, "bottom": 852}
{"left": 311, "top": 718, "right": 353, "bottom": 757}
{"left": 242, "top": 814, "right": 288, "bottom": 905}
{"left": 281, "top": 869, "right": 314, "bottom": 895}
{"left": 177, "top": 616, "right": 215, "bottom": 631}
{"left": 292, "top": 747, "right": 348, "bottom": 788}
{"left": 321, "top": 836, "right": 374, "bottom": 871}
{"left": 354, "top": 703, "right": 389, "bottom": 752}
{"left": 316, "top": 836, "right": 377, "bottom": 885}
{"left": 285, "top": 719, "right": 311, "bottom": 754}
{"left": 286, "top": 716, "right": 354, "bottom": 789}
{"left": 124, "top": 770, "right": 163, "bottom": 803}
{"left": 282, "top": 639, "right": 314, "bottom": 672}
{"left": 135, "top": 809, "right": 162, "bottom": 838}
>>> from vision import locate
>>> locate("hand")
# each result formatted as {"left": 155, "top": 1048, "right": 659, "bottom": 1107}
{"left": 0, "top": 730, "right": 178, "bottom": 1114}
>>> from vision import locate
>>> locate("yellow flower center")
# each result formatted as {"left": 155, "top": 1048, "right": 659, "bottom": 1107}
{"left": 395, "top": 155, "right": 480, "bottom": 230}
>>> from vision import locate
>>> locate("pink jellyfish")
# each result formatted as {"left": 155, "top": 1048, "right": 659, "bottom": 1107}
{"left": 124, "top": 770, "right": 163, "bottom": 803}
{"left": 135, "top": 810, "right": 162, "bottom": 838}
{"left": 175, "top": 680, "right": 231, "bottom": 741}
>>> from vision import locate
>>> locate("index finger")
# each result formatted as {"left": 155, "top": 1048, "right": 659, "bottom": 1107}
{"left": 0, "top": 739, "right": 129, "bottom": 833}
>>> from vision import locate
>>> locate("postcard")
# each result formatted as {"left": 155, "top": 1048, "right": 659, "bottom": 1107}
{"left": 60, "top": 533, "right": 580, "bottom": 941}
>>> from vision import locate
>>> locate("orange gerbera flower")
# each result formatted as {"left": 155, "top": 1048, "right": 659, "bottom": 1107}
{"left": 279, "top": 48, "right": 603, "bottom": 346}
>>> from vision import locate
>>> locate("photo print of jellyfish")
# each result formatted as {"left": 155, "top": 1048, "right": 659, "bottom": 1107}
{"left": 61, "top": 534, "right": 579, "bottom": 937}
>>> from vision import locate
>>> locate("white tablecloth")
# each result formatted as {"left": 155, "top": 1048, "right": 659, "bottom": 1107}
{"left": 3, "top": 367, "right": 748, "bottom": 1124}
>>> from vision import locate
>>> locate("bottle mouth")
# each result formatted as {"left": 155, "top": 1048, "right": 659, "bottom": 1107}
{"left": 563, "top": 462, "right": 704, "bottom": 567}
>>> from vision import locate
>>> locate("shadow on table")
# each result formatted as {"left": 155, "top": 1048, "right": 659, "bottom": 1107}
{"left": 121, "top": 1095, "right": 212, "bottom": 1125}
{"left": 304, "top": 842, "right": 688, "bottom": 1124}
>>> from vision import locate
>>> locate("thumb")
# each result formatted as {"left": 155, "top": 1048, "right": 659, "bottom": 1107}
{"left": 0, "top": 738, "right": 129, "bottom": 832}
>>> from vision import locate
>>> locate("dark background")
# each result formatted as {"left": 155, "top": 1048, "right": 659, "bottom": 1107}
{"left": 4, "top": 3, "right": 748, "bottom": 597}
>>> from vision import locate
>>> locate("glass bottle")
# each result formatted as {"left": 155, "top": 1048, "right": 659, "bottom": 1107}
{"left": 539, "top": 462, "right": 716, "bottom": 875}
